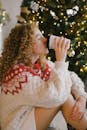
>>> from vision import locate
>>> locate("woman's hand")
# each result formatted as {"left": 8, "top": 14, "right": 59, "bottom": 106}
{"left": 70, "top": 96, "right": 86, "bottom": 121}
{"left": 54, "top": 36, "right": 70, "bottom": 62}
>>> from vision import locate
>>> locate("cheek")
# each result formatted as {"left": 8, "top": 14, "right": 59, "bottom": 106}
{"left": 33, "top": 44, "right": 41, "bottom": 54}
{"left": 33, "top": 40, "right": 46, "bottom": 55}
{"left": 33, "top": 45, "right": 45, "bottom": 55}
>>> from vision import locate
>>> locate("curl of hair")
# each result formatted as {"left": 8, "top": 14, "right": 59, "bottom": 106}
{"left": 0, "top": 22, "right": 38, "bottom": 85}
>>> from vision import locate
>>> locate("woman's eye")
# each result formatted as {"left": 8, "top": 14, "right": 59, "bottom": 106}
{"left": 37, "top": 35, "right": 43, "bottom": 40}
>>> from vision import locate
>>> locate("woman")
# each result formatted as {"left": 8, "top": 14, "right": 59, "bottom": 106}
{"left": 0, "top": 23, "right": 87, "bottom": 130}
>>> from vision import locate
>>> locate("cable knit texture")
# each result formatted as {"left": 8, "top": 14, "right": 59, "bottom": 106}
{"left": 70, "top": 71, "right": 87, "bottom": 99}
{"left": 0, "top": 60, "right": 87, "bottom": 130}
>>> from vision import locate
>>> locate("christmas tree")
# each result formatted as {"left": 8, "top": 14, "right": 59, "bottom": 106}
{"left": 18, "top": 0, "right": 87, "bottom": 81}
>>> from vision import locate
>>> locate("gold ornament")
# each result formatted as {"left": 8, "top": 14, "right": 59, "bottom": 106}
{"left": 83, "top": 66, "right": 87, "bottom": 72}
{"left": 67, "top": 48, "right": 75, "bottom": 57}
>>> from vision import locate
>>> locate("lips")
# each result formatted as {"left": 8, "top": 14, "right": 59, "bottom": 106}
{"left": 42, "top": 37, "right": 47, "bottom": 45}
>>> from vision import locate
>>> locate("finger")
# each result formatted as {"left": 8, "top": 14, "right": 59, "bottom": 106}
{"left": 58, "top": 36, "right": 64, "bottom": 49}
{"left": 70, "top": 113, "right": 80, "bottom": 121}
{"left": 56, "top": 37, "right": 60, "bottom": 48}
{"left": 71, "top": 111, "right": 80, "bottom": 118}
{"left": 64, "top": 39, "right": 70, "bottom": 50}
{"left": 78, "top": 112, "right": 84, "bottom": 120}
{"left": 54, "top": 37, "right": 61, "bottom": 51}
{"left": 71, "top": 113, "right": 83, "bottom": 121}
{"left": 60, "top": 37, "right": 66, "bottom": 49}
{"left": 70, "top": 111, "right": 84, "bottom": 121}
{"left": 53, "top": 38, "right": 57, "bottom": 50}
{"left": 70, "top": 107, "right": 78, "bottom": 118}
{"left": 72, "top": 106, "right": 78, "bottom": 114}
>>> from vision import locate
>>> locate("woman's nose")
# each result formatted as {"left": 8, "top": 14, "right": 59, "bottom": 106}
{"left": 42, "top": 37, "right": 47, "bottom": 45}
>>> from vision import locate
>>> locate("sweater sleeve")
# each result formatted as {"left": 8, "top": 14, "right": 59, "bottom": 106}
{"left": 2, "top": 62, "right": 72, "bottom": 108}
{"left": 22, "top": 61, "right": 72, "bottom": 108}
{"left": 70, "top": 71, "right": 87, "bottom": 99}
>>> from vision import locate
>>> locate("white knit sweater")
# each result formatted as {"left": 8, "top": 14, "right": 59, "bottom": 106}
{"left": 0, "top": 60, "right": 87, "bottom": 130}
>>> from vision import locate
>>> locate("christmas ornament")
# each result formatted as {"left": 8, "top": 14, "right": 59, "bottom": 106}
{"left": 30, "top": 1, "right": 39, "bottom": 12}
{"left": 66, "top": 5, "right": 79, "bottom": 17}
{"left": 67, "top": 47, "right": 75, "bottom": 57}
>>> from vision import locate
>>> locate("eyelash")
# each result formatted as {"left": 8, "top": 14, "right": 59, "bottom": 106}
{"left": 37, "top": 36, "right": 43, "bottom": 40}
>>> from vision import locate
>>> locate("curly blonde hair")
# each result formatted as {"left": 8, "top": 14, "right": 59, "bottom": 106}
{"left": 0, "top": 22, "right": 38, "bottom": 85}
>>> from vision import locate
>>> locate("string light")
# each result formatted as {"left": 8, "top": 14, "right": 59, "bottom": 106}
{"left": 65, "top": 33, "right": 67, "bottom": 35}
{"left": 81, "top": 9, "right": 83, "bottom": 11}
{"left": 71, "top": 30, "right": 73, "bottom": 33}
{"left": 29, "top": 20, "right": 33, "bottom": 23}
{"left": 32, "top": 10, "right": 35, "bottom": 13}
{"left": 85, "top": 15, "right": 87, "bottom": 18}
{"left": 42, "top": 0, "right": 47, "bottom": 2}
{"left": 60, "top": 12, "right": 64, "bottom": 16}
{"left": 72, "top": 22, "right": 75, "bottom": 25}
{"left": 39, "top": 16, "right": 41, "bottom": 19}
{"left": 64, "top": 16, "right": 66, "bottom": 19}
{"left": 84, "top": 48, "right": 86, "bottom": 51}
{"left": 80, "top": 68, "right": 84, "bottom": 72}
{"left": 57, "top": 23, "right": 60, "bottom": 27}
{"left": 33, "top": 17, "right": 35, "bottom": 21}
{"left": 41, "top": 21, "right": 43, "bottom": 23}
{"left": 46, "top": 8, "right": 49, "bottom": 11}
{"left": 54, "top": 22, "right": 57, "bottom": 25}
{"left": 77, "top": 34, "right": 80, "bottom": 36}
{"left": 84, "top": 5, "right": 87, "bottom": 9}
{"left": 65, "top": 22, "right": 68, "bottom": 25}
{"left": 77, "top": 23, "right": 80, "bottom": 26}
{"left": 47, "top": 57, "right": 51, "bottom": 60}
{"left": 57, "top": 5, "right": 60, "bottom": 8}
{"left": 60, "top": 19, "right": 62, "bottom": 22}
{"left": 78, "top": 41, "right": 81, "bottom": 46}
{"left": 60, "top": 32, "right": 62, "bottom": 34}
{"left": 37, "top": 12, "right": 40, "bottom": 16}
{"left": 41, "top": 30, "right": 44, "bottom": 34}
{"left": 75, "top": 61, "right": 79, "bottom": 65}
{"left": 81, "top": 27, "right": 84, "bottom": 31}
{"left": 37, "top": 1, "right": 40, "bottom": 4}
{"left": 81, "top": 21, "right": 85, "bottom": 25}
{"left": 50, "top": 10, "right": 56, "bottom": 17}
{"left": 84, "top": 41, "right": 87, "bottom": 45}
{"left": 80, "top": 52, "right": 84, "bottom": 55}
